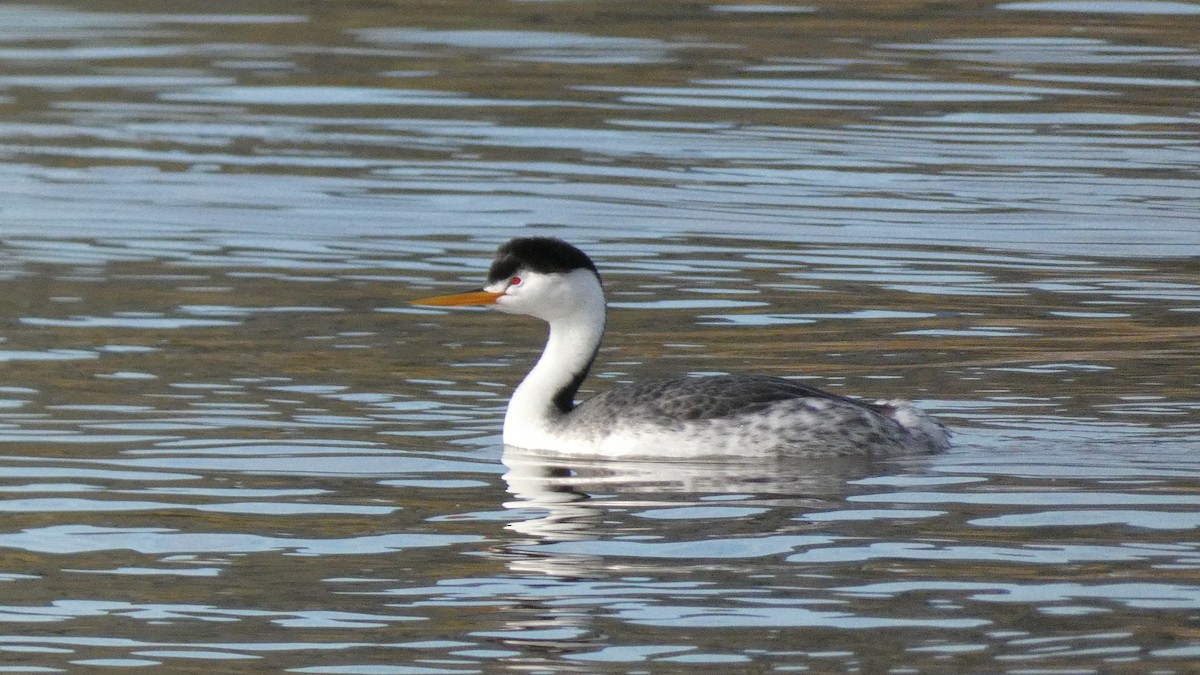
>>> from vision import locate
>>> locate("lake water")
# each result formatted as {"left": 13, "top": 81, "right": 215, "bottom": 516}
{"left": 1, "top": 0, "right": 1199, "bottom": 672}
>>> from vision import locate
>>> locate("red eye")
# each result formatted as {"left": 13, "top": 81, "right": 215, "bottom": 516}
{"left": 509, "top": 276, "right": 522, "bottom": 286}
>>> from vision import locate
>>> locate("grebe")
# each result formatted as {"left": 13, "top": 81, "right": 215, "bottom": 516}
{"left": 413, "top": 237, "right": 950, "bottom": 458}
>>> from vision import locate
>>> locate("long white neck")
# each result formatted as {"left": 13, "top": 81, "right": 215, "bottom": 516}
{"left": 501, "top": 270, "right": 605, "bottom": 445}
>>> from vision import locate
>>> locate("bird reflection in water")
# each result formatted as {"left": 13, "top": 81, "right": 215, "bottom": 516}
{"left": 500, "top": 445, "right": 915, "bottom": 543}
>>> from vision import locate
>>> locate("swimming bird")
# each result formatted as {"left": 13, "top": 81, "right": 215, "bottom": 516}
{"left": 413, "top": 237, "right": 950, "bottom": 458}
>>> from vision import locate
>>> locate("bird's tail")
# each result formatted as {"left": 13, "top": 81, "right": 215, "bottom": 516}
{"left": 877, "top": 399, "right": 951, "bottom": 452}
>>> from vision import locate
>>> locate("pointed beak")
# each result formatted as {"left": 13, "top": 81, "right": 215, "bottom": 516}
{"left": 411, "top": 289, "right": 505, "bottom": 307}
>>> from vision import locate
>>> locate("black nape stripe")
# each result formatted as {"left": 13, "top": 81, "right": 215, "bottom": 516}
{"left": 551, "top": 355, "right": 596, "bottom": 414}
{"left": 487, "top": 237, "right": 600, "bottom": 285}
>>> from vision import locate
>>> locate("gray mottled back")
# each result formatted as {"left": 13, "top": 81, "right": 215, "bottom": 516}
{"left": 570, "top": 374, "right": 884, "bottom": 423}
{"left": 560, "top": 374, "right": 947, "bottom": 456}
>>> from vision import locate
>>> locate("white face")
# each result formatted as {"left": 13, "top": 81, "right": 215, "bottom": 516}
{"left": 486, "top": 268, "right": 602, "bottom": 322}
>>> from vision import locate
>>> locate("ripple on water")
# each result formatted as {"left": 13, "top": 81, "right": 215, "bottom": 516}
{"left": 881, "top": 35, "right": 1200, "bottom": 66}
{"left": 352, "top": 27, "right": 689, "bottom": 65}
{"left": 20, "top": 315, "right": 240, "bottom": 329}
{"left": 0, "top": 599, "right": 419, "bottom": 627}
{"left": 0, "top": 525, "right": 482, "bottom": 556}
{"left": 0, "top": 498, "right": 397, "bottom": 516}
{"left": 998, "top": 0, "right": 1200, "bottom": 14}
{"left": 104, "top": 443, "right": 504, "bottom": 477}
{"left": 0, "top": 348, "right": 97, "bottom": 362}
{"left": 580, "top": 77, "right": 1099, "bottom": 108}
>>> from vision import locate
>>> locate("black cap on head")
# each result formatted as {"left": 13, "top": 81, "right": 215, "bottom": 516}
{"left": 486, "top": 237, "right": 600, "bottom": 284}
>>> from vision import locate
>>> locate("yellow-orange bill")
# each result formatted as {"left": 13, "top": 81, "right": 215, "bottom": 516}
{"left": 411, "top": 289, "right": 504, "bottom": 307}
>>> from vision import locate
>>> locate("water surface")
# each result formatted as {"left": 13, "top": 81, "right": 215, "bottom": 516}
{"left": 0, "top": 0, "right": 1198, "bottom": 672}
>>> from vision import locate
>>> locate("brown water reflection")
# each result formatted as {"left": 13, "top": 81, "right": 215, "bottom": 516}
{"left": 1, "top": 0, "right": 1199, "bottom": 672}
